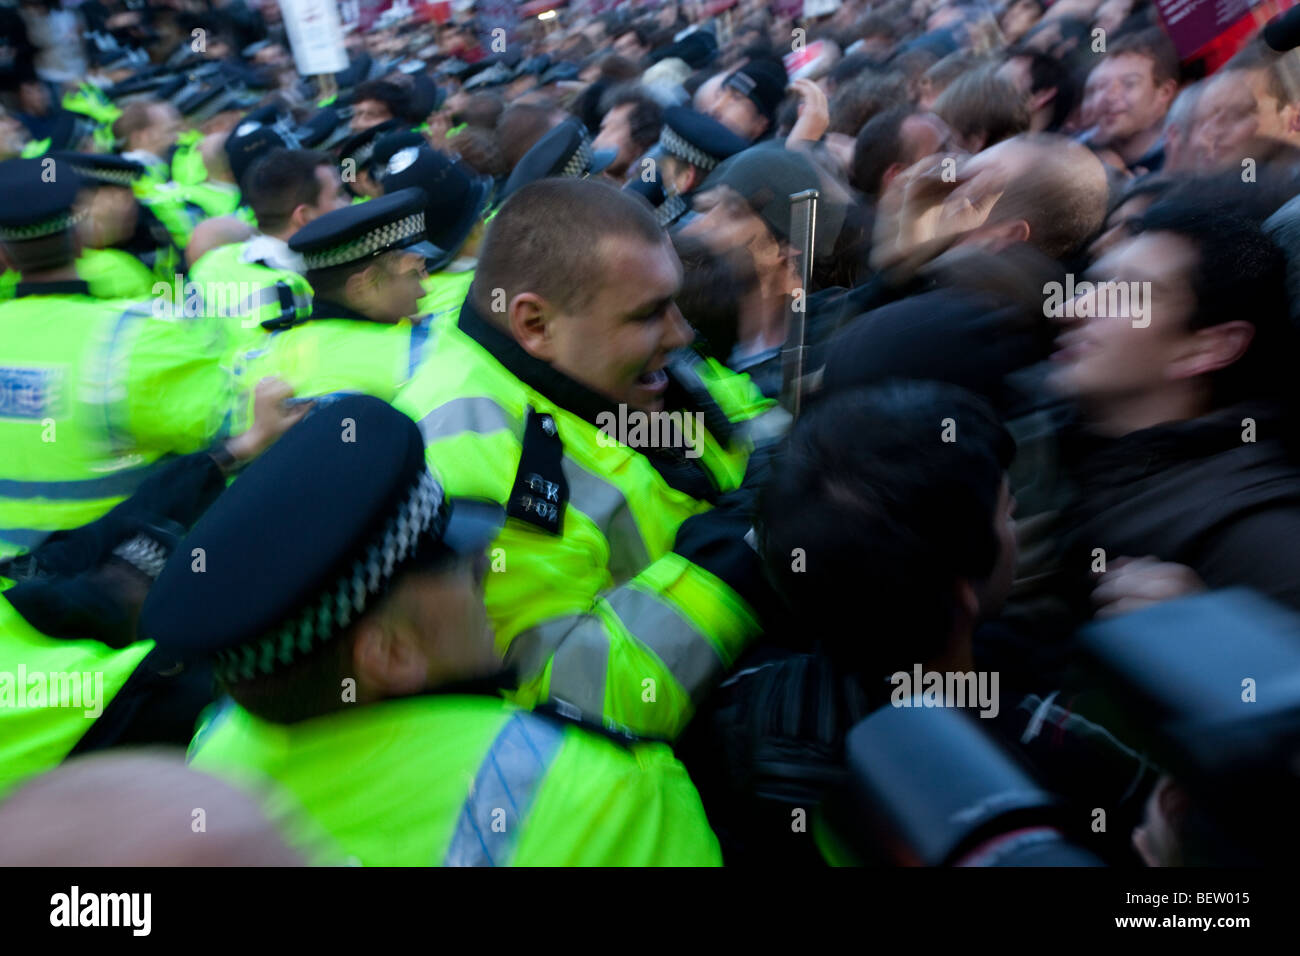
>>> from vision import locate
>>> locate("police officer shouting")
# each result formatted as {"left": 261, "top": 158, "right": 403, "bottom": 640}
{"left": 140, "top": 396, "right": 722, "bottom": 866}
{"left": 395, "top": 178, "right": 788, "bottom": 740}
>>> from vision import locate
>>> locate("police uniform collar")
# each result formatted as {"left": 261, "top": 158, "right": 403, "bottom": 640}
{"left": 458, "top": 298, "right": 722, "bottom": 499}
{"left": 14, "top": 280, "right": 92, "bottom": 298}
{"left": 304, "top": 297, "right": 385, "bottom": 325}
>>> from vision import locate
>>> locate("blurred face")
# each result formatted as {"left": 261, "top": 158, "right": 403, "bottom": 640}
{"left": 999, "top": 0, "right": 1041, "bottom": 44}
{"left": 1047, "top": 231, "right": 1200, "bottom": 408}
{"left": 1088, "top": 191, "right": 1158, "bottom": 260}
{"left": 350, "top": 249, "right": 428, "bottom": 322}
{"left": 684, "top": 185, "right": 789, "bottom": 288}
{"left": 351, "top": 98, "right": 394, "bottom": 133}
{"left": 304, "top": 165, "right": 350, "bottom": 222}
{"left": 141, "top": 103, "right": 181, "bottom": 157}
{"left": 77, "top": 185, "right": 139, "bottom": 249}
{"left": 409, "top": 558, "right": 497, "bottom": 683}
{"left": 709, "top": 85, "right": 767, "bottom": 141}
{"left": 522, "top": 236, "right": 692, "bottom": 413}
{"left": 1192, "top": 69, "right": 1297, "bottom": 170}
{"left": 900, "top": 113, "right": 948, "bottom": 166}
{"left": 592, "top": 103, "right": 639, "bottom": 179}
{"left": 614, "top": 31, "right": 647, "bottom": 60}
{"left": 1088, "top": 53, "right": 1174, "bottom": 147}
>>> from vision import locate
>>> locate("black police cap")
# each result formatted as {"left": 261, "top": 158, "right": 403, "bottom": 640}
{"left": 374, "top": 137, "right": 492, "bottom": 266}
{"left": 659, "top": 106, "right": 750, "bottom": 173}
{"left": 47, "top": 151, "right": 145, "bottom": 188}
{"left": 498, "top": 118, "right": 616, "bottom": 203}
{"left": 139, "top": 396, "right": 500, "bottom": 681}
{"left": 337, "top": 118, "right": 403, "bottom": 173}
{"left": 0, "top": 158, "right": 85, "bottom": 240}
{"left": 225, "top": 110, "right": 300, "bottom": 189}
{"left": 289, "top": 186, "right": 441, "bottom": 271}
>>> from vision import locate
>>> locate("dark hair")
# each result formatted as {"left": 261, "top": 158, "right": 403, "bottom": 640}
{"left": 243, "top": 149, "right": 332, "bottom": 235}
{"left": 352, "top": 80, "right": 411, "bottom": 123}
{"left": 1018, "top": 49, "right": 1081, "bottom": 132}
{"left": 460, "top": 92, "right": 505, "bottom": 130}
{"left": 829, "top": 71, "right": 908, "bottom": 136}
{"left": 497, "top": 103, "right": 559, "bottom": 172}
{"left": 1136, "top": 199, "right": 1294, "bottom": 407}
{"left": 1107, "top": 28, "right": 1179, "bottom": 87}
{"left": 671, "top": 233, "right": 757, "bottom": 361}
{"left": 472, "top": 178, "right": 667, "bottom": 317}
{"left": 758, "top": 382, "right": 1013, "bottom": 681}
{"left": 600, "top": 84, "right": 665, "bottom": 152}
{"left": 851, "top": 106, "right": 912, "bottom": 197}
{"left": 449, "top": 126, "right": 506, "bottom": 179}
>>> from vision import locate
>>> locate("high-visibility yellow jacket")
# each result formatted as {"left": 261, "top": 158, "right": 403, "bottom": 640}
{"left": 0, "top": 597, "right": 154, "bottom": 796}
{"left": 0, "top": 282, "right": 231, "bottom": 556}
{"left": 232, "top": 300, "right": 435, "bottom": 435}
{"left": 189, "top": 692, "right": 723, "bottom": 866}
{"left": 393, "top": 298, "right": 789, "bottom": 740}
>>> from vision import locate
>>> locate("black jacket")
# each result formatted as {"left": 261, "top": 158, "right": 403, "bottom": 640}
{"left": 1061, "top": 403, "right": 1300, "bottom": 611}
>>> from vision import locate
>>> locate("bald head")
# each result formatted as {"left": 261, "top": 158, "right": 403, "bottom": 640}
{"left": 0, "top": 750, "right": 304, "bottom": 866}
{"left": 971, "top": 134, "right": 1109, "bottom": 260}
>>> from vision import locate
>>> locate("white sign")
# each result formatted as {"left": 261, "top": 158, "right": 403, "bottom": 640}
{"left": 278, "top": 0, "right": 349, "bottom": 76}
{"left": 803, "top": 0, "right": 842, "bottom": 16}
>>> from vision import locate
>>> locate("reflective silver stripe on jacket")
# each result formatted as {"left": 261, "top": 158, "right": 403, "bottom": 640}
{"left": 442, "top": 710, "right": 565, "bottom": 866}
{"left": 508, "top": 586, "right": 724, "bottom": 723}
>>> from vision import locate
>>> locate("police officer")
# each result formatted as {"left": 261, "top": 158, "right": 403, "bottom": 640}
{"left": 0, "top": 378, "right": 308, "bottom": 795}
{"left": 0, "top": 159, "right": 232, "bottom": 558}
{"left": 189, "top": 147, "right": 347, "bottom": 349}
{"left": 139, "top": 395, "right": 723, "bottom": 866}
{"left": 393, "top": 178, "right": 789, "bottom": 741}
{"left": 373, "top": 132, "right": 493, "bottom": 329}
{"left": 56, "top": 152, "right": 183, "bottom": 298}
{"left": 632, "top": 106, "right": 750, "bottom": 230}
{"left": 496, "top": 116, "right": 617, "bottom": 204}
{"left": 234, "top": 187, "right": 441, "bottom": 431}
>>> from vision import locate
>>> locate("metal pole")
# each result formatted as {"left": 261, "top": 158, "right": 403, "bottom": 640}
{"left": 782, "top": 187, "right": 818, "bottom": 419}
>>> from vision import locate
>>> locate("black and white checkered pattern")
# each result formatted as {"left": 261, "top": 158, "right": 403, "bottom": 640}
{"left": 216, "top": 468, "right": 446, "bottom": 682}
{"left": 0, "top": 212, "right": 80, "bottom": 241}
{"left": 660, "top": 125, "right": 720, "bottom": 172}
{"left": 561, "top": 136, "right": 595, "bottom": 179}
{"left": 69, "top": 163, "right": 138, "bottom": 187}
{"left": 303, "top": 211, "right": 426, "bottom": 270}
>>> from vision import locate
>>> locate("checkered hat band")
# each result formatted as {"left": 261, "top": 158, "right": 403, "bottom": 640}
{"left": 655, "top": 193, "right": 688, "bottom": 228}
{"left": 659, "top": 125, "right": 718, "bottom": 172}
{"left": 215, "top": 468, "right": 446, "bottom": 683}
{"left": 70, "top": 164, "right": 138, "bottom": 187}
{"left": 0, "top": 211, "right": 81, "bottom": 241}
{"left": 303, "top": 211, "right": 426, "bottom": 269}
{"left": 560, "top": 136, "right": 594, "bottom": 179}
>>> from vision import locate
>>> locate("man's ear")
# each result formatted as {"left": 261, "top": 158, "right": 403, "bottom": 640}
{"left": 343, "top": 263, "right": 380, "bottom": 301}
{"left": 967, "top": 217, "right": 1030, "bottom": 252}
{"left": 880, "top": 161, "right": 906, "bottom": 193}
{"left": 508, "top": 292, "right": 555, "bottom": 360}
{"left": 1156, "top": 78, "right": 1178, "bottom": 112}
{"left": 1168, "top": 320, "right": 1255, "bottom": 380}
{"left": 1029, "top": 86, "right": 1057, "bottom": 115}
{"left": 682, "top": 165, "right": 702, "bottom": 195}
{"left": 288, "top": 202, "right": 312, "bottom": 231}
{"left": 351, "top": 615, "right": 427, "bottom": 699}
{"left": 954, "top": 578, "right": 980, "bottom": 627}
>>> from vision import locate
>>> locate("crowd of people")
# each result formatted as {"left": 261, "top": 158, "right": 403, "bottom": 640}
{"left": 1, "top": 0, "right": 1299, "bottom": 867}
